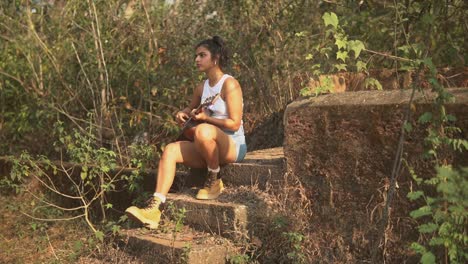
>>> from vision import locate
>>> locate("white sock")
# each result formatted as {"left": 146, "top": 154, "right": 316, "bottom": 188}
{"left": 208, "top": 166, "right": 220, "bottom": 173}
{"left": 153, "top": 192, "right": 166, "bottom": 203}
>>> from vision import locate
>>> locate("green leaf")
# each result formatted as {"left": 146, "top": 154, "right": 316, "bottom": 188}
{"left": 80, "top": 171, "right": 87, "bottom": 180}
{"left": 356, "top": 61, "right": 367, "bottom": 72}
{"left": 364, "top": 78, "right": 382, "bottom": 90}
{"left": 300, "top": 87, "right": 313, "bottom": 97}
{"left": 111, "top": 225, "right": 120, "bottom": 235}
{"left": 426, "top": 197, "right": 436, "bottom": 205}
{"left": 336, "top": 51, "right": 348, "bottom": 62}
{"left": 418, "top": 112, "right": 433, "bottom": 124}
{"left": 411, "top": 242, "right": 426, "bottom": 254}
{"left": 403, "top": 122, "right": 413, "bottom": 133}
{"left": 347, "top": 40, "right": 365, "bottom": 58}
{"left": 407, "top": 190, "right": 424, "bottom": 201}
{"left": 429, "top": 237, "right": 444, "bottom": 246}
{"left": 322, "top": 12, "right": 339, "bottom": 29}
{"left": 334, "top": 64, "right": 347, "bottom": 71}
{"left": 295, "top": 31, "right": 306, "bottom": 37}
{"left": 418, "top": 223, "right": 438, "bottom": 233}
{"left": 446, "top": 114, "right": 457, "bottom": 122}
{"left": 410, "top": 205, "right": 432, "bottom": 219}
{"left": 335, "top": 38, "right": 347, "bottom": 50}
{"left": 421, "top": 252, "right": 436, "bottom": 264}
{"left": 101, "top": 165, "right": 110, "bottom": 173}
{"left": 422, "top": 58, "right": 436, "bottom": 75}
{"left": 95, "top": 231, "right": 104, "bottom": 242}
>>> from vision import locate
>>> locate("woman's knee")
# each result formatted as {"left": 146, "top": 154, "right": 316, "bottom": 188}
{"left": 161, "top": 142, "right": 179, "bottom": 160}
{"left": 194, "top": 123, "right": 216, "bottom": 142}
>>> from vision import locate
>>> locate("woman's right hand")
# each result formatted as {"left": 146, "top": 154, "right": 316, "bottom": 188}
{"left": 176, "top": 111, "right": 190, "bottom": 126}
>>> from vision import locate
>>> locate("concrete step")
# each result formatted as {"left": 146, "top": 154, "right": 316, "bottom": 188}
{"left": 163, "top": 185, "right": 279, "bottom": 246}
{"left": 123, "top": 227, "right": 234, "bottom": 264}
{"left": 181, "top": 147, "right": 286, "bottom": 190}
{"left": 166, "top": 191, "right": 248, "bottom": 240}
{"left": 223, "top": 147, "right": 285, "bottom": 189}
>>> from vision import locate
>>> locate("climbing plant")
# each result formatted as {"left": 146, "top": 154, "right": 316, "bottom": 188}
{"left": 405, "top": 59, "right": 468, "bottom": 263}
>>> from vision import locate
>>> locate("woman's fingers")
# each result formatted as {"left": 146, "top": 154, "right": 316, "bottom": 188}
{"left": 176, "top": 111, "right": 189, "bottom": 124}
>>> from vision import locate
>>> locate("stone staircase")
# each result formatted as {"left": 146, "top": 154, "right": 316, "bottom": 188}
{"left": 123, "top": 147, "right": 285, "bottom": 264}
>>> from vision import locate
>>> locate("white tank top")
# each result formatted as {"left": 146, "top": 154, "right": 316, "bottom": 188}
{"left": 201, "top": 74, "right": 244, "bottom": 136}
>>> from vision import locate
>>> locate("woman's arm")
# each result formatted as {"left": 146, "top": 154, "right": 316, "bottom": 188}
{"left": 176, "top": 83, "right": 203, "bottom": 124}
{"left": 192, "top": 77, "right": 243, "bottom": 131}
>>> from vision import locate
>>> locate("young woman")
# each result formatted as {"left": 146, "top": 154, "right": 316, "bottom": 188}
{"left": 125, "top": 36, "right": 247, "bottom": 229}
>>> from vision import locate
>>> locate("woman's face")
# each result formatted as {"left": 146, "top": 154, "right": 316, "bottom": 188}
{"left": 195, "top": 46, "right": 216, "bottom": 72}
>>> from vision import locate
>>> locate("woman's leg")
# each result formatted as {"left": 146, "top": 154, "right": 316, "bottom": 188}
{"left": 125, "top": 124, "right": 237, "bottom": 227}
{"left": 192, "top": 123, "right": 237, "bottom": 199}
{"left": 155, "top": 124, "right": 236, "bottom": 195}
{"left": 192, "top": 123, "right": 237, "bottom": 169}
{"left": 155, "top": 140, "right": 207, "bottom": 196}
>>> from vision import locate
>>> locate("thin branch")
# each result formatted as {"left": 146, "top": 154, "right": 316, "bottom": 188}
{"left": 49, "top": 105, "right": 94, "bottom": 136}
{"left": 0, "top": 70, "right": 24, "bottom": 86}
{"left": 45, "top": 231, "right": 59, "bottom": 261}
{"left": 71, "top": 42, "right": 98, "bottom": 114}
{"left": 26, "top": 190, "right": 85, "bottom": 212}
{"left": 363, "top": 48, "right": 415, "bottom": 62}
{"left": 59, "top": 156, "right": 81, "bottom": 190}
{"left": 30, "top": 172, "right": 82, "bottom": 200}
{"left": 21, "top": 211, "right": 85, "bottom": 222}
{"left": 89, "top": 0, "right": 111, "bottom": 106}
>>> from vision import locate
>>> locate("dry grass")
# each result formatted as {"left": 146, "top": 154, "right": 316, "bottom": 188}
{"left": 0, "top": 185, "right": 140, "bottom": 264}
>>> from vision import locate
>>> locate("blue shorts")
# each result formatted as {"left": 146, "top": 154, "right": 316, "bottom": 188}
{"left": 223, "top": 130, "right": 247, "bottom": 162}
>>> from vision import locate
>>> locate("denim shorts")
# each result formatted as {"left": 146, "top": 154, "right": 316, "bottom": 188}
{"left": 223, "top": 130, "right": 247, "bottom": 162}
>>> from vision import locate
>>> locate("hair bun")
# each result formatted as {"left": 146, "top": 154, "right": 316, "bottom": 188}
{"left": 212, "top": 35, "right": 224, "bottom": 47}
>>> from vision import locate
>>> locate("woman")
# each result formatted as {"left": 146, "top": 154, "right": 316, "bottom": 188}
{"left": 125, "top": 36, "right": 247, "bottom": 229}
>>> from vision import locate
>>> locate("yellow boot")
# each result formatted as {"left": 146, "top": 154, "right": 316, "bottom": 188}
{"left": 196, "top": 171, "right": 224, "bottom": 200}
{"left": 125, "top": 197, "right": 162, "bottom": 229}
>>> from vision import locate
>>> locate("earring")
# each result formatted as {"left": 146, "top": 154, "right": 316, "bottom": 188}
{"left": 215, "top": 61, "right": 217, "bottom": 65}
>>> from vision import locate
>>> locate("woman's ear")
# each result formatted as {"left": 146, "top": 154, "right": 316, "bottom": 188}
{"left": 214, "top": 55, "right": 220, "bottom": 65}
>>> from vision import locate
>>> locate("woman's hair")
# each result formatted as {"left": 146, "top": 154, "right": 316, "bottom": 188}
{"left": 196, "top": 36, "right": 230, "bottom": 69}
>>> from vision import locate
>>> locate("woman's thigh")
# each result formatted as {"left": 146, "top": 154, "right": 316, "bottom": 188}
{"left": 194, "top": 124, "right": 237, "bottom": 164}
{"left": 169, "top": 141, "right": 207, "bottom": 168}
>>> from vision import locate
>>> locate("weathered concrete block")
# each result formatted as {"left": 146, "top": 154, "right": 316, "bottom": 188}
{"left": 167, "top": 193, "right": 248, "bottom": 239}
{"left": 221, "top": 147, "right": 285, "bottom": 189}
{"left": 124, "top": 229, "right": 233, "bottom": 264}
{"left": 284, "top": 88, "right": 468, "bottom": 262}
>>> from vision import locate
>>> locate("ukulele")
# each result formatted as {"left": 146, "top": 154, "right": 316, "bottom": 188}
{"left": 177, "top": 93, "right": 220, "bottom": 141}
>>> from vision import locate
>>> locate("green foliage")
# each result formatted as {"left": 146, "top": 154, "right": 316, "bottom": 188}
{"left": 54, "top": 119, "right": 117, "bottom": 190}
{"left": 229, "top": 254, "right": 251, "bottom": 264}
{"left": 0, "top": 152, "right": 34, "bottom": 193}
{"left": 3, "top": 119, "right": 154, "bottom": 240}
{"left": 181, "top": 243, "right": 192, "bottom": 263}
{"left": 320, "top": 11, "right": 367, "bottom": 71}
{"left": 300, "top": 11, "right": 381, "bottom": 97}
{"left": 1, "top": 0, "right": 466, "bottom": 155}
{"left": 407, "top": 58, "right": 467, "bottom": 263}
{"left": 364, "top": 77, "right": 383, "bottom": 90}
{"left": 408, "top": 166, "right": 468, "bottom": 263}
{"left": 0, "top": 1, "right": 466, "bottom": 262}
{"left": 300, "top": 76, "right": 335, "bottom": 97}
{"left": 166, "top": 202, "right": 187, "bottom": 234}
{"left": 283, "top": 231, "right": 307, "bottom": 264}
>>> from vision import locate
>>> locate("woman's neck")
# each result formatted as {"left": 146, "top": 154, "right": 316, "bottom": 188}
{"left": 206, "top": 68, "right": 224, "bottom": 87}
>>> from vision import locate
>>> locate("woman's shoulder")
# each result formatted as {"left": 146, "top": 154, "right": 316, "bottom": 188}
{"left": 223, "top": 75, "right": 241, "bottom": 91}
